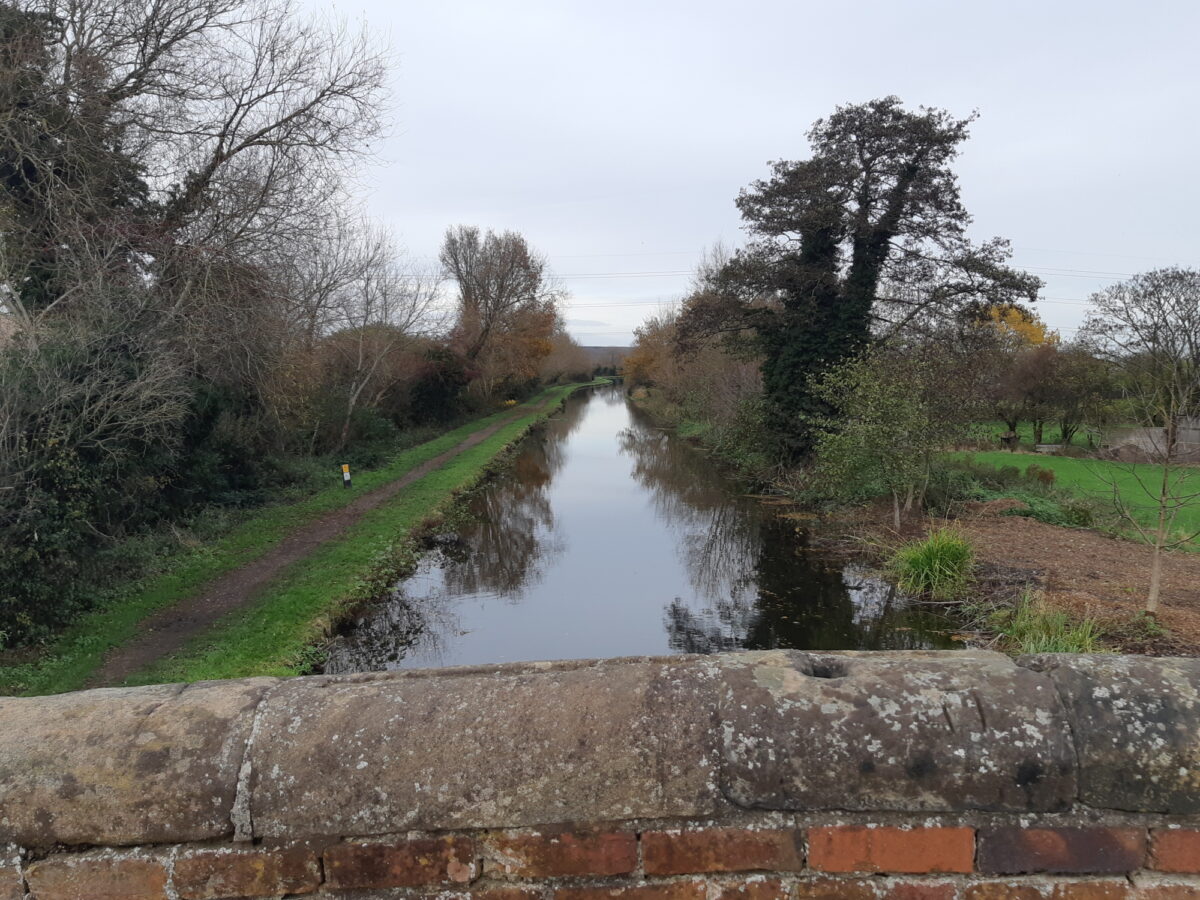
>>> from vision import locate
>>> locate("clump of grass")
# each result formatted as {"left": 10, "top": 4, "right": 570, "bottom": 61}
{"left": 992, "top": 594, "right": 1105, "bottom": 654}
{"left": 888, "top": 527, "right": 975, "bottom": 601}
{"left": 1120, "top": 610, "right": 1168, "bottom": 642}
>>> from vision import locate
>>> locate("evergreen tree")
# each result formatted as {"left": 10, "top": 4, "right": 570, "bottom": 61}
{"left": 699, "top": 98, "right": 1038, "bottom": 458}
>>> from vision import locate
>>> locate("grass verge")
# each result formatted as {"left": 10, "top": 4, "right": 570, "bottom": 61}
{"left": 0, "top": 382, "right": 602, "bottom": 695}
{"left": 949, "top": 450, "right": 1200, "bottom": 542}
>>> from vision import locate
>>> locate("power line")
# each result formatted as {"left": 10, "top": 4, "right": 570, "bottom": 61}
{"left": 556, "top": 271, "right": 692, "bottom": 279}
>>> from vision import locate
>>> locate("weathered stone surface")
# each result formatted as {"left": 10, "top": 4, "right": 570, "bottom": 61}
{"left": 719, "top": 650, "right": 1075, "bottom": 811}
{"left": 246, "top": 658, "right": 721, "bottom": 839}
{"left": 0, "top": 678, "right": 274, "bottom": 848}
{"left": 1020, "top": 655, "right": 1200, "bottom": 814}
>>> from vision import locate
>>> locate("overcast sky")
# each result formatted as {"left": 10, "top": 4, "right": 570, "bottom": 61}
{"left": 307, "top": 0, "right": 1199, "bottom": 346}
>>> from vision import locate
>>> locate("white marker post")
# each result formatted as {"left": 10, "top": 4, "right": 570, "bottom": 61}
{"left": 342, "top": 464, "right": 351, "bottom": 489}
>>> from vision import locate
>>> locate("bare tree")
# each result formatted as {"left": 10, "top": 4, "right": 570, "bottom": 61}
{"left": 439, "top": 226, "right": 556, "bottom": 362}
{"left": 1083, "top": 268, "right": 1200, "bottom": 613}
{"left": 325, "top": 230, "right": 442, "bottom": 451}
{"left": 0, "top": 0, "right": 391, "bottom": 640}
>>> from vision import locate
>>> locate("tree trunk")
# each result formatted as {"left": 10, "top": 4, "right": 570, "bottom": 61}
{"left": 338, "top": 377, "right": 369, "bottom": 453}
{"left": 1147, "top": 433, "right": 1175, "bottom": 614}
{"left": 1147, "top": 545, "right": 1163, "bottom": 615}
{"left": 1059, "top": 420, "right": 1078, "bottom": 446}
{"left": 892, "top": 490, "right": 902, "bottom": 532}
{"left": 1033, "top": 419, "right": 1044, "bottom": 445}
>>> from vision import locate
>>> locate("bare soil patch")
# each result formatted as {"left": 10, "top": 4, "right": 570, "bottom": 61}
{"left": 806, "top": 499, "right": 1200, "bottom": 655}
{"left": 957, "top": 514, "right": 1200, "bottom": 655}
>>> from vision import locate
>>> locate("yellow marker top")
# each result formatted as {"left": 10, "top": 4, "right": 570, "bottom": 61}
{"left": 342, "top": 464, "right": 350, "bottom": 474}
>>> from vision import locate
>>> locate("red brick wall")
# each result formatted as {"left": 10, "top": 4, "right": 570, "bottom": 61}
{"left": 11, "top": 823, "right": 1200, "bottom": 899}
{"left": 3, "top": 652, "right": 1199, "bottom": 899}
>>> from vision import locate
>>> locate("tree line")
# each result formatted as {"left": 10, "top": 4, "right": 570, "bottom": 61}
{"left": 0, "top": 0, "right": 592, "bottom": 645}
{"left": 626, "top": 98, "right": 1200, "bottom": 611}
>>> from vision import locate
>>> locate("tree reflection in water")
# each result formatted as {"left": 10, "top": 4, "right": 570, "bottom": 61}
{"left": 323, "top": 385, "right": 956, "bottom": 675}
{"left": 323, "top": 394, "right": 589, "bottom": 672}
{"left": 618, "top": 404, "right": 954, "bottom": 653}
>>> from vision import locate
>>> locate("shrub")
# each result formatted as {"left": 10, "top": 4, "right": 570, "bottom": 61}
{"left": 926, "top": 458, "right": 1104, "bottom": 529}
{"left": 991, "top": 594, "right": 1105, "bottom": 653}
{"left": 1026, "top": 464, "right": 1056, "bottom": 487}
{"left": 888, "top": 527, "right": 975, "bottom": 601}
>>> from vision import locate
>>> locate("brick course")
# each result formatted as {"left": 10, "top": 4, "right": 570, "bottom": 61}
{"left": 978, "top": 828, "right": 1146, "bottom": 876}
{"left": 323, "top": 836, "right": 477, "bottom": 890}
{"left": 7, "top": 824, "right": 1200, "bottom": 899}
{"left": 487, "top": 831, "right": 638, "bottom": 878}
{"left": 642, "top": 828, "right": 803, "bottom": 876}
{"left": 808, "top": 826, "right": 975, "bottom": 874}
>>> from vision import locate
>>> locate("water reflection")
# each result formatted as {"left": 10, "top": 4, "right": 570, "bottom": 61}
{"left": 323, "top": 385, "right": 955, "bottom": 673}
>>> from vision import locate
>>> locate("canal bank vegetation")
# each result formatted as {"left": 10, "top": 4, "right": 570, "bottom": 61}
{"left": 625, "top": 97, "right": 1200, "bottom": 654}
{"left": 880, "top": 530, "right": 1103, "bottom": 654}
{"left": 0, "top": 0, "right": 608, "bottom": 658}
{"left": 122, "top": 382, "right": 602, "bottom": 688}
{"left": 0, "top": 382, "right": 604, "bottom": 694}
{"left": 887, "top": 528, "right": 974, "bottom": 602}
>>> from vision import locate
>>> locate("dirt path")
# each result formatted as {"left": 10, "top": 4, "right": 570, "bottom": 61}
{"left": 958, "top": 513, "right": 1200, "bottom": 654}
{"left": 88, "top": 401, "right": 554, "bottom": 687}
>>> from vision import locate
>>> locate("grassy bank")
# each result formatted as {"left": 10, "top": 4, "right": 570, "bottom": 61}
{"left": 0, "top": 382, "right": 600, "bottom": 695}
{"left": 953, "top": 450, "right": 1200, "bottom": 541}
{"left": 630, "top": 388, "right": 776, "bottom": 482}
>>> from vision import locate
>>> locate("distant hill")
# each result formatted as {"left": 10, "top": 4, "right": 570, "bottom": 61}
{"left": 582, "top": 346, "right": 630, "bottom": 368}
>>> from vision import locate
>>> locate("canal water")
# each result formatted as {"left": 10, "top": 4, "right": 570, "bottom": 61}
{"left": 323, "top": 384, "right": 955, "bottom": 673}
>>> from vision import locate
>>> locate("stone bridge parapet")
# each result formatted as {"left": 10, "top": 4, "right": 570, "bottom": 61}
{"left": 0, "top": 650, "right": 1198, "bottom": 898}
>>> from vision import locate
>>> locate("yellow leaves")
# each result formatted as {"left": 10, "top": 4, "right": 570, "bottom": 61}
{"left": 985, "top": 304, "right": 1058, "bottom": 346}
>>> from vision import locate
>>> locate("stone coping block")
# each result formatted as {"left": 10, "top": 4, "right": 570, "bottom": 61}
{"left": 719, "top": 650, "right": 1076, "bottom": 812}
{"left": 1020, "top": 654, "right": 1200, "bottom": 814}
{"left": 0, "top": 678, "right": 275, "bottom": 847}
{"left": 245, "top": 657, "right": 723, "bottom": 839}
{"left": 0, "top": 652, "right": 1196, "bottom": 848}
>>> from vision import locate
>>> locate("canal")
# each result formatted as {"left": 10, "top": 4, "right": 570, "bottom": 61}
{"left": 323, "top": 383, "right": 955, "bottom": 672}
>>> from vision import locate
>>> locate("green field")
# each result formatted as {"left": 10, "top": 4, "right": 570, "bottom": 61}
{"left": 958, "top": 450, "right": 1200, "bottom": 543}
{"left": 0, "top": 382, "right": 601, "bottom": 695}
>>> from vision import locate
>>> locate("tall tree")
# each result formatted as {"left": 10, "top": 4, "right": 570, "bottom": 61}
{"left": 1083, "top": 268, "right": 1200, "bottom": 613}
{"left": 691, "top": 97, "right": 1039, "bottom": 457}
{"left": 440, "top": 226, "right": 550, "bottom": 361}
{"left": 0, "top": 0, "right": 387, "bottom": 642}
{"left": 440, "top": 226, "right": 561, "bottom": 398}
